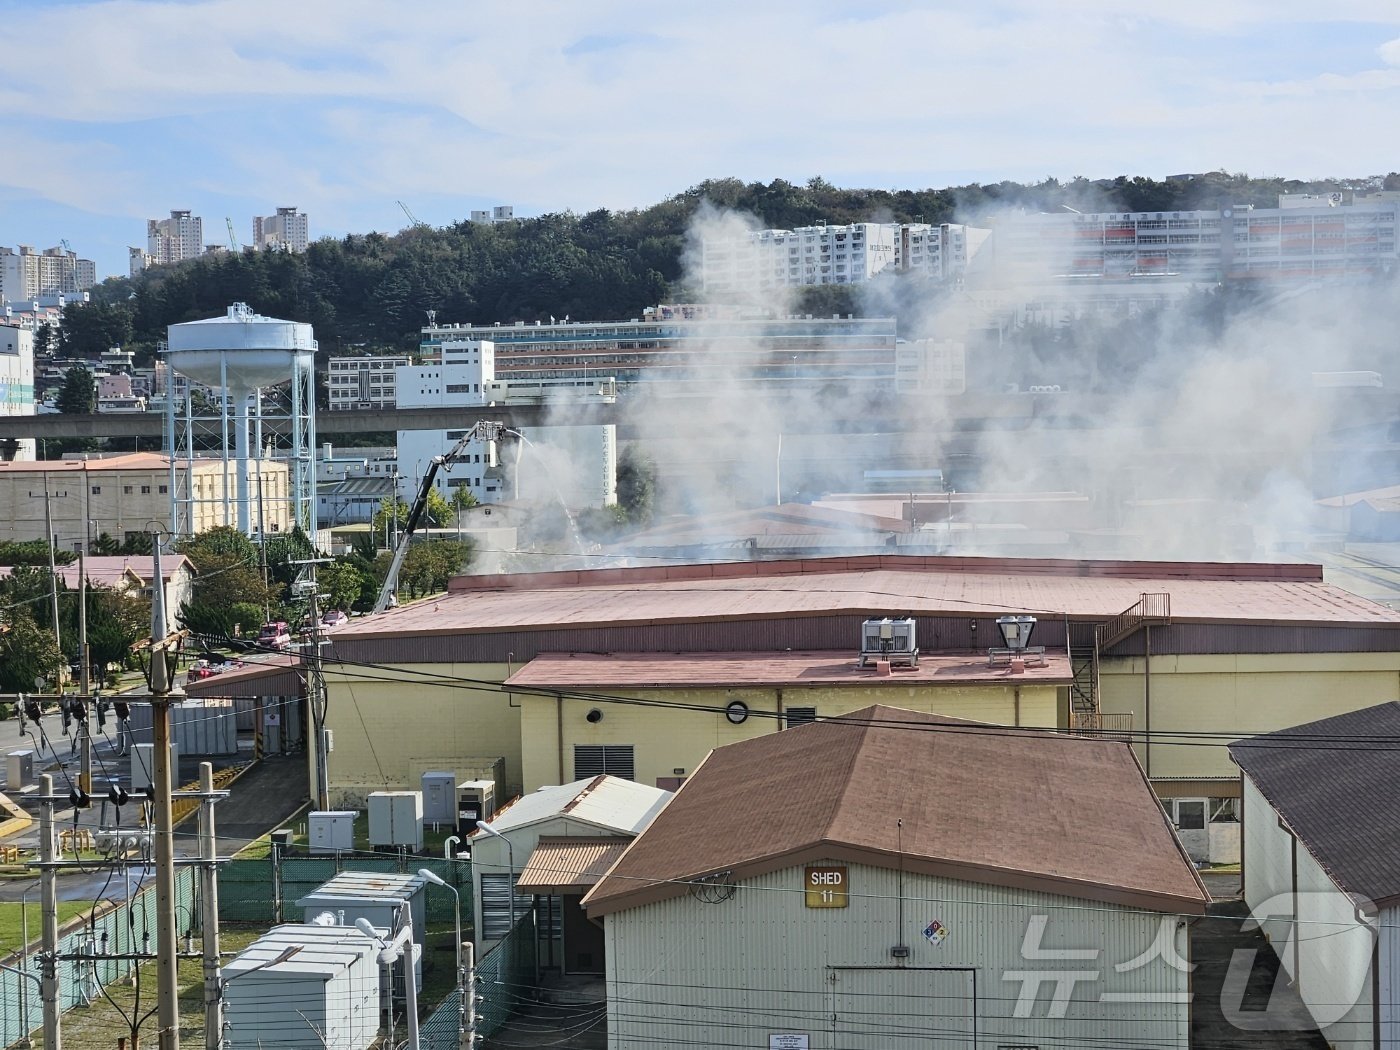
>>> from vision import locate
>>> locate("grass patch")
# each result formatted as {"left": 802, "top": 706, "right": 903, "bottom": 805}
{"left": 0, "top": 901, "right": 96, "bottom": 956}
{"left": 58, "top": 926, "right": 265, "bottom": 1048}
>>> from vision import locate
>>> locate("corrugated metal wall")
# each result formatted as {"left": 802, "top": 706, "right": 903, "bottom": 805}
{"left": 339, "top": 616, "right": 1399, "bottom": 665}
{"left": 603, "top": 861, "right": 1192, "bottom": 1050}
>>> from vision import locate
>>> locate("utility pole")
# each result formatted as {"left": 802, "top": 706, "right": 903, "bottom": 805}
{"left": 462, "top": 941, "right": 476, "bottom": 1050}
{"left": 293, "top": 558, "right": 332, "bottom": 811}
{"left": 38, "top": 773, "right": 60, "bottom": 1050}
{"left": 43, "top": 491, "right": 61, "bottom": 654}
{"left": 78, "top": 551, "right": 92, "bottom": 795}
{"left": 198, "top": 762, "right": 222, "bottom": 1050}
{"left": 148, "top": 534, "right": 181, "bottom": 1050}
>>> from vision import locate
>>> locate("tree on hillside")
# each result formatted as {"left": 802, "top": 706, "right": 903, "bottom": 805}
{"left": 56, "top": 366, "right": 95, "bottom": 414}
{"left": 58, "top": 300, "right": 133, "bottom": 357}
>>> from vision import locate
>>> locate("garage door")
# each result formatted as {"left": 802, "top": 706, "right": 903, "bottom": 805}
{"left": 832, "top": 967, "right": 975, "bottom": 1049}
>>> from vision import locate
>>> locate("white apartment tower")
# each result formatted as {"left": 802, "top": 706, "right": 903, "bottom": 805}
{"left": 254, "top": 207, "right": 310, "bottom": 253}
{"left": 145, "top": 210, "right": 204, "bottom": 267}
{"left": 701, "top": 221, "right": 990, "bottom": 295}
{"left": 0, "top": 246, "right": 97, "bottom": 301}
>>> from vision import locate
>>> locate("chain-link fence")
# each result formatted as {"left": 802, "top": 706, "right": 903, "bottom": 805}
{"left": 0, "top": 865, "right": 198, "bottom": 1048}
{"left": 420, "top": 988, "right": 464, "bottom": 1050}
{"left": 218, "top": 851, "right": 472, "bottom": 929}
{"left": 476, "top": 911, "right": 537, "bottom": 1039}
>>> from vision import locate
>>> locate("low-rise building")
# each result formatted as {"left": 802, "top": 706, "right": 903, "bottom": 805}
{"left": 420, "top": 306, "right": 898, "bottom": 387}
{"left": 1229, "top": 703, "right": 1400, "bottom": 1050}
{"left": 583, "top": 704, "right": 1208, "bottom": 1050}
{"left": 321, "top": 553, "right": 1400, "bottom": 872}
{"left": 326, "top": 355, "right": 410, "bottom": 411}
{"left": 0, "top": 554, "right": 196, "bottom": 614}
{"left": 0, "top": 453, "right": 292, "bottom": 548}
{"left": 469, "top": 774, "right": 671, "bottom": 969}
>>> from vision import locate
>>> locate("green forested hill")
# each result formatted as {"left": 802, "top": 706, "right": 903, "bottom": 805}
{"left": 64, "top": 170, "right": 1397, "bottom": 360}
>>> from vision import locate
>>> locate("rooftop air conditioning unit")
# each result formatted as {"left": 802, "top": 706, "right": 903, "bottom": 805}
{"left": 859, "top": 617, "right": 919, "bottom": 669}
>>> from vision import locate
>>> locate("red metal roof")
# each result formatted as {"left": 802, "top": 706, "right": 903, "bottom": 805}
{"left": 182, "top": 654, "right": 303, "bottom": 697}
{"left": 583, "top": 705, "right": 1210, "bottom": 916}
{"left": 334, "top": 555, "right": 1400, "bottom": 639}
{"left": 506, "top": 649, "right": 1073, "bottom": 689}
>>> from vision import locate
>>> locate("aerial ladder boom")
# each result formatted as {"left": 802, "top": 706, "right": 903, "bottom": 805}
{"left": 372, "top": 420, "right": 509, "bottom": 613}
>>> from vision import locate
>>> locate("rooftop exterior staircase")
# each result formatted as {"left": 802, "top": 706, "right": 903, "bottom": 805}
{"left": 1069, "top": 592, "right": 1171, "bottom": 738}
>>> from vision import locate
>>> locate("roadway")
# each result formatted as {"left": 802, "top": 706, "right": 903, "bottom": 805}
{"left": 2, "top": 388, "right": 1395, "bottom": 444}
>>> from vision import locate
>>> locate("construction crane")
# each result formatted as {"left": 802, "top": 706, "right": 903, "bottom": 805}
{"left": 397, "top": 200, "right": 429, "bottom": 229}
{"left": 373, "top": 420, "right": 512, "bottom": 614}
{"left": 226, "top": 218, "right": 240, "bottom": 252}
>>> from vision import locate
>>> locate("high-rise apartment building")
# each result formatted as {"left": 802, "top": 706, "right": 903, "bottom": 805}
{"left": 144, "top": 210, "right": 204, "bottom": 268}
{"left": 253, "top": 206, "right": 310, "bottom": 253}
{"left": 0, "top": 246, "right": 96, "bottom": 301}
{"left": 701, "top": 222, "right": 991, "bottom": 295}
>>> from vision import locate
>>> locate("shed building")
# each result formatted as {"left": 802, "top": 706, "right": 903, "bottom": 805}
{"left": 1230, "top": 702, "right": 1400, "bottom": 1050}
{"left": 222, "top": 923, "right": 380, "bottom": 1050}
{"left": 583, "top": 704, "right": 1209, "bottom": 1050}
{"left": 469, "top": 774, "right": 669, "bottom": 972}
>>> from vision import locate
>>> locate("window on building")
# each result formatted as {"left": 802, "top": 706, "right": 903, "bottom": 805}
{"left": 785, "top": 707, "right": 817, "bottom": 728}
{"left": 573, "top": 744, "right": 635, "bottom": 780}
{"left": 90, "top": 486, "right": 101, "bottom": 495}
{"left": 123, "top": 486, "right": 133, "bottom": 495}
{"left": 141, "top": 485, "right": 151, "bottom": 494}
{"left": 158, "top": 485, "right": 168, "bottom": 494}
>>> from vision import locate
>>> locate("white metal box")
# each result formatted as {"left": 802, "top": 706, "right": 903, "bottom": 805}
{"left": 6, "top": 750, "right": 34, "bottom": 789}
{"left": 367, "top": 791, "right": 423, "bottom": 849}
{"left": 457, "top": 779, "right": 496, "bottom": 836}
{"left": 223, "top": 923, "right": 380, "bottom": 1050}
{"left": 420, "top": 771, "right": 456, "bottom": 824}
{"left": 131, "top": 743, "right": 180, "bottom": 792}
{"left": 309, "top": 811, "right": 357, "bottom": 854}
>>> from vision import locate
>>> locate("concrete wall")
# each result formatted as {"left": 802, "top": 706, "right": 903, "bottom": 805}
{"left": 603, "top": 860, "right": 1192, "bottom": 1050}
{"left": 518, "top": 681, "right": 1060, "bottom": 792}
{"left": 1101, "top": 652, "right": 1400, "bottom": 780}
{"left": 323, "top": 662, "right": 520, "bottom": 805}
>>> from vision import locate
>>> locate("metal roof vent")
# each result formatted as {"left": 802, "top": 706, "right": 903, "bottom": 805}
{"left": 989, "top": 615, "right": 1048, "bottom": 672}
{"left": 859, "top": 617, "right": 919, "bottom": 669}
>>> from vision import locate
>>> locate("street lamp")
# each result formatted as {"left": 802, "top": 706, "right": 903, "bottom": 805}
{"left": 418, "top": 868, "right": 461, "bottom": 982}
{"left": 474, "top": 820, "right": 516, "bottom": 932}
{"left": 354, "top": 918, "right": 420, "bottom": 1050}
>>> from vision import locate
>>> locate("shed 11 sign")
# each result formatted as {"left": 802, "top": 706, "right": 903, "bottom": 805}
{"left": 804, "top": 865, "right": 849, "bottom": 908}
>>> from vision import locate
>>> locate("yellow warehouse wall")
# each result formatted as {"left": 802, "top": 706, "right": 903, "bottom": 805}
{"left": 520, "top": 682, "right": 1060, "bottom": 792}
{"left": 323, "top": 663, "right": 521, "bottom": 804}
{"left": 1099, "top": 652, "right": 1400, "bottom": 780}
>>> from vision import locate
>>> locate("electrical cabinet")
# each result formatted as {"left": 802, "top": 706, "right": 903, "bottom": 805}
{"left": 367, "top": 791, "right": 423, "bottom": 850}
{"left": 308, "top": 811, "right": 357, "bottom": 854}
{"left": 420, "top": 772, "right": 456, "bottom": 824}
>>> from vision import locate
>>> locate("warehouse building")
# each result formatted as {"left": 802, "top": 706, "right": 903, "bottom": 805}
{"left": 1230, "top": 703, "right": 1400, "bottom": 1050}
{"left": 323, "top": 554, "right": 1400, "bottom": 865}
{"left": 582, "top": 704, "right": 1209, "bottom": 1050}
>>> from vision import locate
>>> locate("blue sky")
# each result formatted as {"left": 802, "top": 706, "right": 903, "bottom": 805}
{"left": 1, "top": 0, "right": 1398, "bottom": 278}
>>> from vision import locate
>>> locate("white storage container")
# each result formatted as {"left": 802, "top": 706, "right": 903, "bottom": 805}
{"left": 6, "top": 750, "right": 34, "bottom": 790}
{"left": 367, "top": 791, "right": 423, "bottom": 849}
{"left": 420, "top": 771, "right": 456, "bottom": 824}
{"left": 223, "top": 924, "right": 380, "bottom": 1050}
{"left": 296, "top": 871, "right": 430, "bottom": 952}
{"left": 131, "top": 743, "right": 180, "bottom": 792}
{"left": 309, "top": 811, "right": 357, "bottom": 854}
